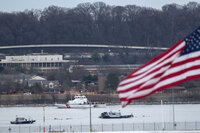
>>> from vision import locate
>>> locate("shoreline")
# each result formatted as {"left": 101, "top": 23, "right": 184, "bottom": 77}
{"left": 1, "top": 93, "right": 200, "bottom": 106}
{"left": 1, "top": 101, "right": 200, "bottom": 107}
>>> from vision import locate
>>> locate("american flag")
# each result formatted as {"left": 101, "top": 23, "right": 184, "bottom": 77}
{"left": 117, "top": 26, "right": 200, "bottom": 107}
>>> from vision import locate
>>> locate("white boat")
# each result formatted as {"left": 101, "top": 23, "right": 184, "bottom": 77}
{"left": 55, "top": 95, "right": 106, "bottom": 109}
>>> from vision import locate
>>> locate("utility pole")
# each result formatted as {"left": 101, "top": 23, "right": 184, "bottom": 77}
{"left": 161, "top": 100, "right": 165, "bottom": 131}
{"left": 89, "top": 102, "right": 92, "bottom": 132}
{"left": 43, "top": 104, "right": 45, "bottom": 133}
{"left": 172, "top": 88, "right": 176, "bottom": 130}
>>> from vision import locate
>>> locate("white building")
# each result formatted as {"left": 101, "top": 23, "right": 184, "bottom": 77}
{"left": 4, "top": 54, "right": 62, "bottom": 62}
{"left": 0, "top": 53, "right": 77, "bottom": 72}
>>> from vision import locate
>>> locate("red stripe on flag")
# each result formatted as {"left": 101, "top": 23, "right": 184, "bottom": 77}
{"left": 125, "top": 40, "right": 184, "bottom": 79}
{"left": 120, "top": 74, "right": 200, "bottom": 103}
{"left": 117, "top": 28, "right": 200, "bottom": 107}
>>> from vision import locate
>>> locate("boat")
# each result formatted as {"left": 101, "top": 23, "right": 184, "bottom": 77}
{"left": 55, "top": 95, "right": 106, "bottom": 108}
{"left": 99, "top": 111, "right": 133, "bottom": 119}
{"left": 10, "top": 117, "right": 36, "bottom": 124}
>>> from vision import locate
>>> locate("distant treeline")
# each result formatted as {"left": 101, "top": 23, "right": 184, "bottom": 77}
{"left": 0, "top": 2, "right": 200, "bottom": 47}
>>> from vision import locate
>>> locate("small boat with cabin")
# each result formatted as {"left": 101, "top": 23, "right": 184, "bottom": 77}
{"left": 10, "top": 117, "right": 36, "bottom": 124}
{"left": 99, "top": 111, "right": 133, "bottom": 119}
{"left": 55, "top": 95, "right": 106, "bottom": 108}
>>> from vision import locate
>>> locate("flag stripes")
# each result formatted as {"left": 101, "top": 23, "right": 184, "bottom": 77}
{"left": 117, "top": 27, "right": 200, "bottom": 107}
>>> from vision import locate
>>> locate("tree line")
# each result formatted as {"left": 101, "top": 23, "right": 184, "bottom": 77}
{"left": 0, "top": 2, "right": 200, "bottom": 47}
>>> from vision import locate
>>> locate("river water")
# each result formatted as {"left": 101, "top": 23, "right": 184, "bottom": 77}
{"left": 1, "top": 104, "right": 200, "bottom": 132}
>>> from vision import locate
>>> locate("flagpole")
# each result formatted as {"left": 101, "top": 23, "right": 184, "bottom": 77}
{"left": 89, "top": 102, "right": 92, "bottom": 132}
{"left": 161, "top": 100, "right": 165, "bottom": 131}
{"left": 43, "top": 104, "right": 45, "bottom": 133}
{"left": 172, "top": 88, "right": 176, "bottom": 130}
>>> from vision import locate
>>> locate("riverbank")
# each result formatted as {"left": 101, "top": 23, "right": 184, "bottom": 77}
{"left": 1, "top": 92, "right": 200, "bottom": 106}
{"left": 0, "top": 93, "right": 117, "bottom": 105}
{"left": 1, "top": 102, "right": 200, "bottom": 107}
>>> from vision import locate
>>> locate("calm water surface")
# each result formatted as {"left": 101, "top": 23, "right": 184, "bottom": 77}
{"left": 1, "top": 104, "right": 200, "bottom": 127}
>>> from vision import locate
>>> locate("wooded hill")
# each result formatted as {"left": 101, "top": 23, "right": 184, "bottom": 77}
{"left": 0, "top": 2, "right": 200, "bottom": 47}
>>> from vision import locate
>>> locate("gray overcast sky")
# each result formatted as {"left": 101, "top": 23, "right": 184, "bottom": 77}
{"left": 0, "top": 0, "right": 199, "bottom": 12}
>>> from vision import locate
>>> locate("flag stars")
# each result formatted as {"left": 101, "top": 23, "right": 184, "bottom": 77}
{"left": 118, "top": 27, "right": 200, "bottom": 106}
{"left": 182, "top": 27, "right": 200, "bottom": 56}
